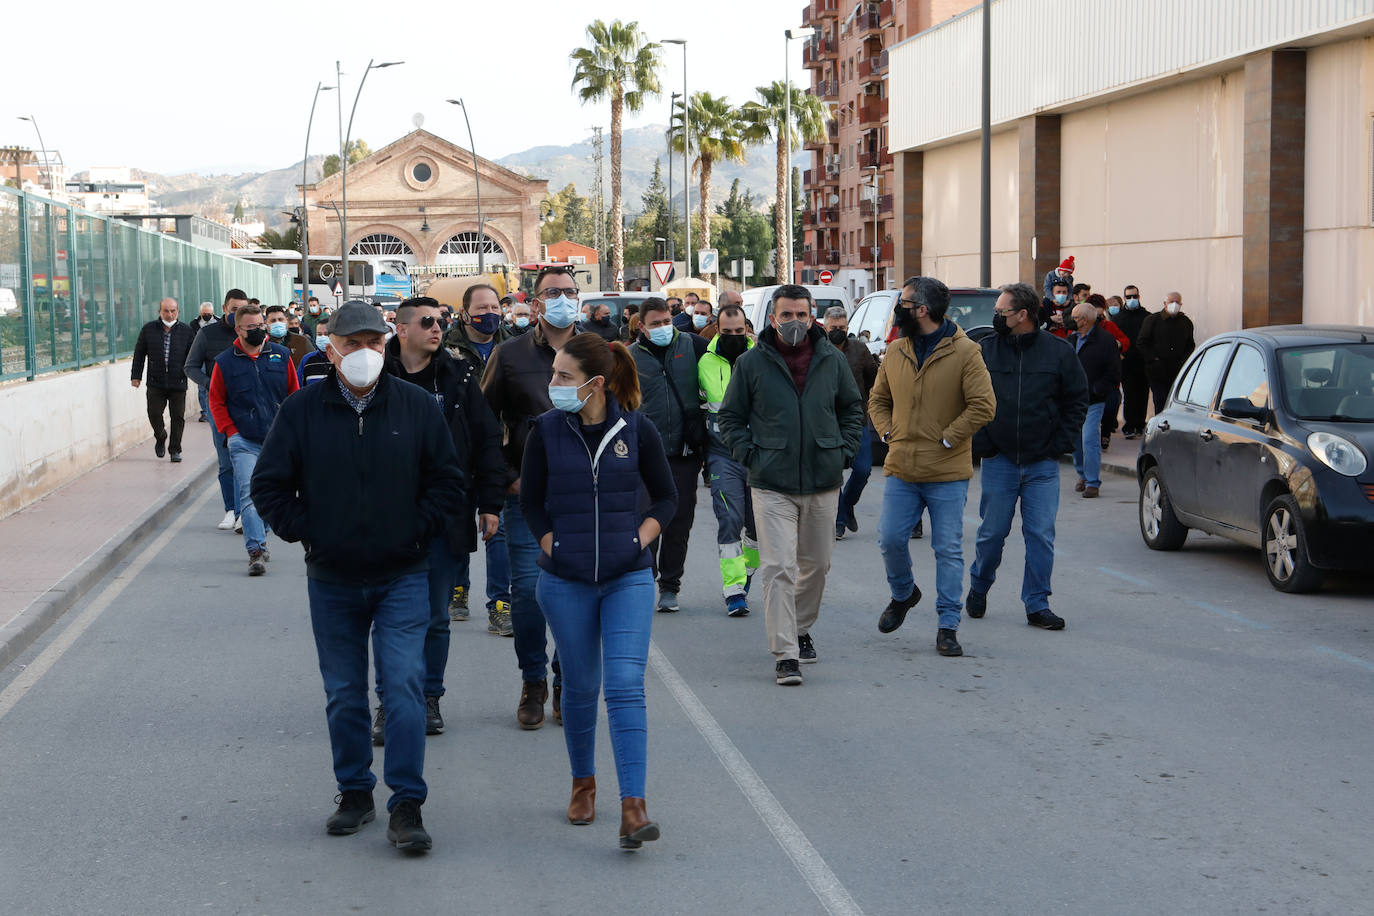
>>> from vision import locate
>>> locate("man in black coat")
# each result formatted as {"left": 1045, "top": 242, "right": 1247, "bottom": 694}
{"left": 131, "top": 298, "right": 195, "bottom": 461}
{"left": 1067, "top": 304, "right": 1122, "bottom": 498}
{"left": 1137, "top": 291, "right": 1196, "bottom": 415}
{"left": 1113, "top": 284, "right": 1151, "bottom": 438}
{"left": 378, "top": 296, "right": 505, "bottom": 740}
{"left": 251, "top": 301, "right": 465, "bottom": 854}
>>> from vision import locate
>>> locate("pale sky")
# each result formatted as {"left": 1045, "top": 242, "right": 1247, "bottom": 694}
{"left": 6, "top": 0, "right": 815, "bottom": 176}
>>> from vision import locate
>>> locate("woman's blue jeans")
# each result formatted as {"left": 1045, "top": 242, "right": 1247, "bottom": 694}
{"left": 535, "top": 567, "right": 655, "bottom": 800}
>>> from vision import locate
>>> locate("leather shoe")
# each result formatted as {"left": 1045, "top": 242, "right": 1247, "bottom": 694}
{"left": 1074, "top": 478, "right": 1086, "bottom": 492}
{"left": 619, "top": 797, "right": 660, "bottom": 849}
{"left": 1083, "top": 486, "right": 1100, "bottom": 498}
{"left": 568, "top": 776, "right": 596, "bottom": 825}
{"left": 878, "top": 585, "right": 922, "bottom": 633}
{"left": 517, "top": 679, "right": 547, "bottom": 730}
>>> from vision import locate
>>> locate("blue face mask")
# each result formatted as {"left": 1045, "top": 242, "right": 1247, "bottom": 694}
{"left": 514, "top": 316, "right": 530, "bottom": 328}
{"left": 1125, "top": 298, "right": 1140, "bottom": 309}
{"left": 268, "top": 322, "right": 288, "bottom": 339}
{"left": 692, "top": 314, "right": 710, "bottom": 329}
{"left": 315, "top": 335, "right": 330, "bottom": 351}
{"left": 647, "top": 324, "right": 675, "bottom": 347}
{"left": 548, "top": 377, "right": 599, "bottom": 413}
{"left": 542, "top": 294, "right": 578, "bottom": 328}
{"left": 1107, "top": 305, "right": 1120, "bottom": 317}
{"left": 1054, "top": 293, "right": 1069, "bottom": 306}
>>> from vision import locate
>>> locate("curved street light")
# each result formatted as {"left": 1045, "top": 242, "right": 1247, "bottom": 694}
{"left": 301, "top": 83, "right": 335, "bottom": 306}
{"left": 337, "top": 59, "right": 404, "bottom": 298}
{"left": 661, "top": 39, "right": 689, "bottom": 276}
{"left": 17, "top": 116, "right": 49, "bottom": 194}
{"left": 783, "top": 27, "right": 814, "bottom": 285}
{"left": 446, "top": 99, "right": 485, "bottom": 275}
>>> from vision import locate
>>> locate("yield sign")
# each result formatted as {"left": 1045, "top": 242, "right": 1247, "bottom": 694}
{"left": 651, "top": 260, "right": 674, "bottom": 286}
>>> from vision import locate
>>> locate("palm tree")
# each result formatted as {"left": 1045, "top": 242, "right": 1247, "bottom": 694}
{"left": 742, "top": 81, "right": 829, "bottom": 285}
{"left": 669, "top": 92, "right": 748, "bottom": 265}
{"left": 571, "top": 20, "right": 661, "bottom": 291}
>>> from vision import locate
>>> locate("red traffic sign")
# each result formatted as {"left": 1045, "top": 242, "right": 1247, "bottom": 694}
{"left": 819, "top": 269, "right": 833, "bottom": 284}
{"left": 651, "top": 260, "right": 674, "bottom": 286}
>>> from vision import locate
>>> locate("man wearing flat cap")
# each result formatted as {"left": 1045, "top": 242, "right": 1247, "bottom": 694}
{"left": 252, "top": 300, "right": 466, "bottom": 855}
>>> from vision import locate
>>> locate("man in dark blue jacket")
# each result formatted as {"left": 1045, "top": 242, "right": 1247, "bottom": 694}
{"left": 967, "top": 283, "right": 1088, "bottom": 631}
{"left": 375, "top": 296, "right": 504, "bottom": 741}
{"left": 251, "top": 301, "right": 465, "bottom": 855}
{"left": 185, "top": 288, "right": 249, "bottom": 530}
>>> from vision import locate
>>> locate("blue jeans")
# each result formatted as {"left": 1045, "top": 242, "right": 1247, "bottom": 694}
{"left": 503, "top": 494, "right": 549, "bottom": 683}
{"left": 536, "top": 567, "right": 655, "bottom": 800}
{"left": 1072, "top": 402, "right": 1108, "bottom": 488}
{"left": 201, "top": 385, "right": 237, "bottom": 514}
{"left": 227, "top": 434, "right": 268, "bottom": 553}
{"left": 838, "top": 424, "right": 875, "bottom": 525}
{"left": 308, "top": 571, "right": 429, "bottom": 810}
{"left": 969, "top": 454, "right": 1060, "bottom": 614}
{"left": 376, "top": 538, "right": 458, "bottom": 700}
{"left": 484, "top": 519, "right": 511, "bottom": 609}
{"left": 877, "top": 476, "right": 969, "bottom": 629}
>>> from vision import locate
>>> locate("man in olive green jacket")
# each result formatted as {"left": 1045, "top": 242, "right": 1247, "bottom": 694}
{"left": 869, "top": 277, "right": 996, "bottom": 659}
{"left": 718, "top": 285, "right": 864, "bottom": 687}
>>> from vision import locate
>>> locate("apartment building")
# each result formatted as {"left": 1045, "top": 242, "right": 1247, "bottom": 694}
{"left": 799, "top": 0, "right": 977, "bottom": 298}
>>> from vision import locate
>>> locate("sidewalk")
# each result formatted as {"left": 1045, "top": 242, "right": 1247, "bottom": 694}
{"left": 0, "top": 434, "right": 214, "bottom": 669}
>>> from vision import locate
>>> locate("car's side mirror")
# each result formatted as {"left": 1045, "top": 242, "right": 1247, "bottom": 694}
{"left": 1220, "top": 397, "right": 1269, "bottom": 424}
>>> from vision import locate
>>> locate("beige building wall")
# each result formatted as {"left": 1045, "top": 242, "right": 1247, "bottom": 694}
{"left": 920, "top": 129, "right": 1019, "bottom": 284}
{"left": 1304, "top": 37, "right": 1374, "bottom": 328}
{"left": 1057, "top": 73, "right": 1245, "bottom": 344}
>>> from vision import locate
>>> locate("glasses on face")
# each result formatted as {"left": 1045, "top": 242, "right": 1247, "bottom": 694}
{"left": 993, "top": 308, "right": 1018, "bottom": 317}
{"left": 898, "top": 297, "right": 925, "bottom": 309}
{"left": 238, "top": 323, "right": 263, "bottom": 332}
{"left": 540, "top": 287, "right": 579, "bottom": 299}
{"left": 415, "top": 315, "right": 441, "bottom": 329}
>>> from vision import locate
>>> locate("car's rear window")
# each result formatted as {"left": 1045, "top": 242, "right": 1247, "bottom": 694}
{"left": 1278, "top": 344, "right": 1374, "bottom": 420}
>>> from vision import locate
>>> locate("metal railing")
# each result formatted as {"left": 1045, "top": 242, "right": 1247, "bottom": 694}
{"left": 0, "top": 186, "right": 286, "bottom": 382}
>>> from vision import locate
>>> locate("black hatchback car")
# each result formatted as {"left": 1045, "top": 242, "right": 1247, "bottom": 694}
{"left": 1137, "top": 325, "right": 1374, "bottom": 592}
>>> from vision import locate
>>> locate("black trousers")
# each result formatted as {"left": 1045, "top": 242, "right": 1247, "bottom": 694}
{"left": 1121, "top": 361, "right": 1149, "bottom": 433}
{"left": 650, "top": 454, "right": 702, "bottom": 593}
{"left": 1148, "top": 375, "right": 1175, "bottom": 418}
{"left": 146, "top": 385, "right": 187, "bottom": 453}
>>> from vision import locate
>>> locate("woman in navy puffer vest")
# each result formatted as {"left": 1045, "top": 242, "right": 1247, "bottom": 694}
{"left": 520, "top": 333, "right": 676, "bottom": 850}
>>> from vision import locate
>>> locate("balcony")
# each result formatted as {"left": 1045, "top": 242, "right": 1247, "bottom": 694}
{"left": 816, "top": 207, "right": 839, "bottom": 225}
{"left": 857, "top": 96, "right": 888, "bottom": 126}
{"left": 803, "top": 166, "right": 839, "bottom": 188}
{"left": 815, "top": 79, "right": 839, "bottom": 100}
{"left": 878, "top": 0, "right": 894, "bottom": 23}
{"left": 812, "top": 0, "right": 839, "bottom": 20}
{"left": 858, "top": 194, "right": 895, "bottom": 218}
{"left": 858, "top": 147, "right": 893, "bottom": 169}
{"left": 856, "top": 9, "right": 882, "bottom": 34}
{"left": 827, "top": 118, "right": 838, "bottom": 140}
{"left": 802, "top": 36, "right": 836, "bottom": 68}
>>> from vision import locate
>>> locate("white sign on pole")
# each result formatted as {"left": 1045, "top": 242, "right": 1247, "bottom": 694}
{"left": 651, "top": 260, "right": 674, "bottom": 286}
{"left": 698, "top": 248, "right": 718, "bottom": 275}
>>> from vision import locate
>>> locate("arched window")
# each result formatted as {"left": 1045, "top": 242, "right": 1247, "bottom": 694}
{"left": 350, "top": 234, "right": 413, "bottom": 256}
{"left": 440, "top": 232, "right": 506, "bottom": 260}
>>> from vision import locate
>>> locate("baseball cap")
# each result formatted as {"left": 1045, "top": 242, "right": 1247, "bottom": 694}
{"left": 329, "top": 300, "right": 390, "bottom": 337}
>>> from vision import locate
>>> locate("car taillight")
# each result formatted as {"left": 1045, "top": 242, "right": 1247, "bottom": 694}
{"left": 1362, "top": 483, "right": 1374, "bottom": 502}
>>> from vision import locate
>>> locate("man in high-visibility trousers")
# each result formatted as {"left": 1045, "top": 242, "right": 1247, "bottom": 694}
{"left": 698, "top": 303, "right": 759, "bottom": 617}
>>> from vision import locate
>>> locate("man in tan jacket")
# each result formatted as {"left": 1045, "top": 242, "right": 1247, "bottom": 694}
{"left": 869, "top": 277, "right": 996, "bottom": 657}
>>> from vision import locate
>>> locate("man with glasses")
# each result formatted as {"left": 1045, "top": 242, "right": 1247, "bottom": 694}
{"left": 870, "top": 278, "right": 995, "bottom": 659}
{"left": 207, "top": 303, "right": 300, "bottom": 576}
{"left": 375, "top": 296, "right": 504, "bottom": 741}
{"left": 966, "top": 283, "right": 1087, "bottom": 632}
{"left": 186, "top": 289, "right": 250, "bottom": 531}
{"left": 481, "top": 267, "right": 582, "bottom": 729}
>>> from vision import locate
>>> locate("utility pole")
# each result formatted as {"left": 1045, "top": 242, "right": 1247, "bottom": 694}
{"left": 590, "top": 126, "right": 605, "bottom": 260}
{"left": 869, "top": 165, "right": 880, "bottom": 293}
{"left": 979, "top": 0, "right": 992, "bottom": 288}
{"left": 667, "top": 94, "right": 679, "bottom": 265}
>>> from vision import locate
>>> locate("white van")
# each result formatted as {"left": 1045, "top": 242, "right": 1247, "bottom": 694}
{"left": 741, "top": 284, "right": 854, "bottom": 331}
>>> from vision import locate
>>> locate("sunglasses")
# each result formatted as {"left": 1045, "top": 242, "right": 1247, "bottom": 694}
{"left": 414, "top": 315, "right": 443, "bottom": 329}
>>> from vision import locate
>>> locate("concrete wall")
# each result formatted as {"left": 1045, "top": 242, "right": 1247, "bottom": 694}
{"left": 0, "top": 361, "right": 194, "bottom": 518}
{"left": 1304, "top": 36, "right": 1374, "bottom": 327}
{"left": 920, "top": 129, "right": 1019, "bottom": 284}
{"left": 1058, "top": 72, "right": 1246, "bottom": 344}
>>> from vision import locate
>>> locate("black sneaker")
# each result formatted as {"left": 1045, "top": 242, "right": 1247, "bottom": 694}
{"left": 169, "top": 451, "right": 182, "bottom": 463}
{"left": 966, "top": 589, "right": 987, "bottom": 619}
{"left": 910, "top": 519, "right": 924, "bottom": 539}
{"left": 834, "top": 525, "right": 846, "bottom": 541}
{"left": 154, "top": 440, "right": 166, "bottom": 458}
{"left": 798, "top": 633, "right": 817, "bottom": 664}
{"left": 552, "top": 684, "right": 562, "bottom": 726}
{"left": 425, "top": 696, "right": 444, "bottom": 735}
{"left": 387, "top": 799, "right": 432, "bottom": 853}
{"left": 775, "top": 659, "right": 803, "bottom": 686}
{"left": 1027, "top": 609, "right": 1066, "bottom": 630}
{"left": 325, "top": 789, "right": 375, "bottom": 835}
{"left": 936, "top": 628, "right": 963, "bottom": 657}
{"left": 878, "top": 585, "right": 923, "bottom": 634}
{"left": 843, "top": 503, "right": 859, "bottom": 533}
{"left": 371, "top": 704, "right": 386, "bottom": 746}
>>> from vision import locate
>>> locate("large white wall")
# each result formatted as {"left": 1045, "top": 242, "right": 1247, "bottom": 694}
{"left": 921, "top": 129, "right": 1019, "bottom": 285}
{"left": 0, "top": 361, "right": 195, "bottom": 518}
{"left": 1058, "top": 72, "right": 1245, "bottom": 344}
{"left": 1304, "top": 36, "right": 1374, "bottom": 327}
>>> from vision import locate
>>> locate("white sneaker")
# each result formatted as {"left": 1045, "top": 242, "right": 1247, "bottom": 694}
{"left": 233, "top": 515, "right": 243, "bottom": 533}
{"left": 217, "top": 510, "right": 236, "bottom": 530}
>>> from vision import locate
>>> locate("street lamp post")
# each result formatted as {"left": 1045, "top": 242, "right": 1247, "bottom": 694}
{"left": 868, "top": 165, "right": 880, "bottom": 293}
{"left": 784, "top": 27, "right": 814, "bottom": 285}
{"left": 337, "top": 59, "right": 404, "bottom": 299}
{"left": 662, "top": 39, "right": 689, "bottom": 275}
{"left": 16, "top": 116, "right": 49, "bottom": 194}
{"left": 667, "top": 91, "right": 680, "bottom": 265}
{"left": 302, "top": 83, "right": 335, "bottom": 306}
{"left": 446, "top": 99, "right": 485, "bottom": 275}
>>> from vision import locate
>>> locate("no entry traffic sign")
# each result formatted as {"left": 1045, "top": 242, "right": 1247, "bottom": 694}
{"left": 819, "top": 269, "right": 833, "bottom": 284}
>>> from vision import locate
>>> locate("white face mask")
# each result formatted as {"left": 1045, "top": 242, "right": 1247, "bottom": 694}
{"left": 161, "top": 318, "right": 176, "bottom": 328}
{"left": 335, "top": 345, "right": 384, "bottom": 388}
{"left": 1165, "top": 301, "right": 1181, "bottom": 315}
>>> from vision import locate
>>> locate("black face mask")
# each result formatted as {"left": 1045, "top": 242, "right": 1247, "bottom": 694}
{"left": 894, "top": 306, "right": 917, "bottom": 335}
{"left": 716, "top": 334, "right": 749, "bottom": 364}
{"left": 827, "top": 328, "right": 848, "bottom": 347}
{"left": 243, "top": 327, "right": 268, "bottom": 347}
{"left": 992, "top": 313, "right": 1012, "bottom": 337}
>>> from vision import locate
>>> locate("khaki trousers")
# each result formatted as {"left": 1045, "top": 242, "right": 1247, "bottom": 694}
{"left": 752, "top": 487, "right": 839, "bottom": 661}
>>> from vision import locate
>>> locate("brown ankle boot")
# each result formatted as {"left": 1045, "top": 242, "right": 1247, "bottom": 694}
{"left": 567, "top": 776, "right": 596, "bottom": 825}
{"left": 516, "top": 679, "right": 547, "bottom": 730}
{"left": 618, "top": 797, "right": 660, "bottom": 849}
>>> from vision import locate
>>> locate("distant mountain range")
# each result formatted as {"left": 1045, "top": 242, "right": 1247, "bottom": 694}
{"left": 82, "top": 124, "right": 802, "bottom": 229}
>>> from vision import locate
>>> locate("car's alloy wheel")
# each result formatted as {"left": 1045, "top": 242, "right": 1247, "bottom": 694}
{"left": 1262, "top": 494, "right": 1321, "bottom": 593}
{"left": 1139, "top": 467, "right": 1187, "bottom": 550}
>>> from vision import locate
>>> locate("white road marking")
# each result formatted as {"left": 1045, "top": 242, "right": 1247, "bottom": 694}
{"left": 649, "top": 642, "right": 865, "bottom": 916}
{"left": 0, "top": 485, "right": 216, "bottom": 723}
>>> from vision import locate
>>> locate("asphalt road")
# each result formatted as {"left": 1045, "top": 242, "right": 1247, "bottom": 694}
{"left": 1, "top": 465, "right": 1372, "bottom": 916}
